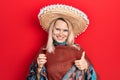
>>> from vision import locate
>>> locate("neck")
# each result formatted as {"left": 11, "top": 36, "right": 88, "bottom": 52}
{"left": 53, "top": 40, "right": 67, "bottom": 46}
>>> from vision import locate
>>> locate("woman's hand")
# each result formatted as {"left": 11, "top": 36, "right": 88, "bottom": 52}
{"left": 37, "top": 54, "right": 47, "bottom": 73}
{"left": 75, "top": 51, "right": 88, "bottom": 70}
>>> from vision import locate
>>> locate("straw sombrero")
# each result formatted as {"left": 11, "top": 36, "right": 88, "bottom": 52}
{"left": 38, "top": 4, "right": 89, "bottom": 37}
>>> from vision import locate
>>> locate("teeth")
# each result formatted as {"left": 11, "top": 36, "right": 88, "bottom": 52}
{"left": 57, "top": 36, "right": 64, "bottom": 40}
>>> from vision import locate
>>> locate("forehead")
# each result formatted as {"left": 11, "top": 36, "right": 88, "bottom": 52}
{"left": 54, "top": 20, "right": 68, "bottom": 29}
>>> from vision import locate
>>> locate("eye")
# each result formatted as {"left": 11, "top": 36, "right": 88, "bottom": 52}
{"left": 56, "top": 28, "right": 60, "bottom": 31}
{"left": 63, "top": 29, "right": 68, "bottom": 32}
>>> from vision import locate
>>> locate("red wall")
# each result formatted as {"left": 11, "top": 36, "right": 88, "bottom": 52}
{"left": 0, "top": 0, "right": 120, "bottom": 80}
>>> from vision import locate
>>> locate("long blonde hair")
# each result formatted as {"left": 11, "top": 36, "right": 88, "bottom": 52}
{"left": 46, "top": 18, "right": 79, "bottom": 53}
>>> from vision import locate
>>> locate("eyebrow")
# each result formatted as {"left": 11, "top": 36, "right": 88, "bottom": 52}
{"left": 55, "top": 26, "right": 68, "bottom": 28}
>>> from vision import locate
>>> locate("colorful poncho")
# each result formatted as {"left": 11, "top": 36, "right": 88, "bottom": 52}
{"left": 27, "top": 43, "right": 97, "bottom": 80}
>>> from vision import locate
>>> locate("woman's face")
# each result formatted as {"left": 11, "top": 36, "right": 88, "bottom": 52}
{"left": 52, "top": 20, "right": 69, "bottom": 43}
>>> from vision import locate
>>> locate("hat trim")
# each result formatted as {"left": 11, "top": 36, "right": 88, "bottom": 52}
{"left": 38, "top": 4, "right": 89, "bottom": 37}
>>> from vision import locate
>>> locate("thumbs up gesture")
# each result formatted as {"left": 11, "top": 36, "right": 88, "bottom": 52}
{"left": 74, "top": 51, "right": 88, "bottom": 70}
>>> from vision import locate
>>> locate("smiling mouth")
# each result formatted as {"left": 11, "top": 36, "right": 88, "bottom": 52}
{"left": 57, "top": 36, "right": 65, "bottom": 40}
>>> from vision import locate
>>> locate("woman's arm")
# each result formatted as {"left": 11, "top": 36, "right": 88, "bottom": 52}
{"left": 27, "top": 62, "right": 44, "bottom": 80}
{"left": 27, "top": 62, "right": 38, "bottom": 80}
{"left": 37, "top": 67, "right": 42, "bottom": 80}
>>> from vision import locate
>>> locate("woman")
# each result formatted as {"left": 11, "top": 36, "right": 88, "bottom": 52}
{"left": 27, "top": 4, "right": 97, "bottom": 80}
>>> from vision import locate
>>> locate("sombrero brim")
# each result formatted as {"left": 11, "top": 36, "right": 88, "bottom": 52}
{"left": 38, "top": 4, "right": 89, "bottom": 37}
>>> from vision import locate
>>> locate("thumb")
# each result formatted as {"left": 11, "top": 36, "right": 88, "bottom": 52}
{"left": 81, "top": 51, "right": 85, "bottom": 60}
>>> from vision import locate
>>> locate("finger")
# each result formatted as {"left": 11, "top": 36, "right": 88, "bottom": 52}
{"left": 38, "top": 54, "right": 46, "bottom": 58}
{"left": 75, "top": 60, "right": 79, "bottom": 63}
{"left": 38, "top": 54, "right": 46, "bottom": 57}
{"left": 75, "top": 60, "right": 82, "bottom": 63}
{"left": 76, "top": 65, "right": 80, "bottom": 68}
{"left": 37, "top": 58, "right": 47, "bottom": 62}
{"left": 38, "top": 60, "right": 47, "bottom": 64}
{"left": 75, "top": 64, "right": 83, "bottom": 70}
{"left": 38, "top": 56, "right": 47, "bottom": 59}
{"left": 39, "top": 61, "right": 47, "bottom": 64}
{"left": 39, "top": 59, "right": 47, "bottom": 62}
{"left": 39, "top": 54, "right": 46, "bottom": 57}
{"left": 81, "top": 51, "right": 85, "bottom": 59}
{"left": 74, "top": 62, "right": 78, "bottom": 66}
{"left": 80, "top": 67, "right": 84, "bottom": 70}
{"left": 75, "top": 62, "right": 81, "bottom": 66}
{"left": 40, "top": 53, "right": 46, "bottom": 55}
{"left": 77, "top": 65, "right": 84, "bottom": 70}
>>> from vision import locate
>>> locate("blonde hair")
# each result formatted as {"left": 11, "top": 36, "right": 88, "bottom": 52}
{"left": 46, "top": 18, "right": 80, "bottom": 53}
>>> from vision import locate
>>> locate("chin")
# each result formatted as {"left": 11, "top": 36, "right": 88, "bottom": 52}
{"left": 56, "top": 39, "right": 66, "bottom": 43}
{"left": 57, "top": 40, "right": 65, "bottom": 43}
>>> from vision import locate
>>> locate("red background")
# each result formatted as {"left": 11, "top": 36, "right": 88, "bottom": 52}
{"left": 0, "top": 0, "right": 120, "bottom": 80}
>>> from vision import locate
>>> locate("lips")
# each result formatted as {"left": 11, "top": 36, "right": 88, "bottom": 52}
{"left": 57, "top": 36, "right": 65, "bottom": 40}
{"left": 52, "top": 33, "right": 68, "bottom": 42}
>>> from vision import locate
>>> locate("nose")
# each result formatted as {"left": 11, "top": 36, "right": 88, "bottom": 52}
{"left": 59, "top": 30, "right": 63, "bottom": 36}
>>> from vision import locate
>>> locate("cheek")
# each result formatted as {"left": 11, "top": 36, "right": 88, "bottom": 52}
{"left": 52, "top": 30, "right": 58, "bottom": 38}
{"left": 64, "top": 32, "right": 69, "bottom": 37}
{"left": 53, "top": 30, "right": 59, "bottom": 35}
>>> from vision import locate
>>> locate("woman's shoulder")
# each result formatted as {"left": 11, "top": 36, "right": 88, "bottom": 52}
{"left": 74, "top": 43, "right": 83, "bottom": 48}
{"left": 74, "top": 43, "right": 80, "bottom": 47}
{"left": 71, "top": 43, "right": 84, "bottom": 51}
